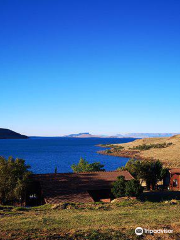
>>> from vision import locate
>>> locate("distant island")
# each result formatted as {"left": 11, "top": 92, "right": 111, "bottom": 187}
{"left": 0, "top": 128, "right": 28, "bottom": 139}
{"left": 64, "top": 132, "right": 110, "bottom": 138}
{"left": 63, "top": 132, "right": 122, "bottom": 138}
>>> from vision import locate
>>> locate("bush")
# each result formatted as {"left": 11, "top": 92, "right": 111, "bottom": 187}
{"left": 14, "top": 207, "right": 29, "bottom": 211}
{"left": 111, "top": 176, "right": 126, "bottom": 198}
{"left": 125, "top": 179, "right": 143, "bottom": 197}
{"left": 106, "top": 149, "right": 112, "bottom": 154}
{"left": 111, "top": 177, "right": 143, "bottom": 198}
{"left": 114, "top": 146, "right": 124, "bottom": 151}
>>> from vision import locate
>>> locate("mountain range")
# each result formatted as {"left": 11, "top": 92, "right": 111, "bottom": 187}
{"left": 64, "top": 132, "right": 178, "bottom": 138}
{"left": 0, "top": 129, "right": 178, "bottom": 139}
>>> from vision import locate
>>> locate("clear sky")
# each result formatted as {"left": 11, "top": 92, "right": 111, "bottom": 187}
{"left": 0, "top": 0, "right": 180, "bottom": 136}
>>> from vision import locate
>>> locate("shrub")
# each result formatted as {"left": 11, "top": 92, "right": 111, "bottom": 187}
{"left": 112, "top": 177, "right": 143, "bottom": 198}
{"left": 14, "top": 207, "right": 29, "bottom": 211}
{"left": 125, "top": 179, "right": 143, "bottom": 197}
{"left": 106, "top": 149, "right": 112, "bottom": 154}
{"left": 111, "top": 176, "right": 126, "bottom": 198}
{"left": 114, "top": 146, "right": 124, "bottom": 150}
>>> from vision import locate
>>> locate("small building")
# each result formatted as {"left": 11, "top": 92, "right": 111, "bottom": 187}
{"left": 26, "top": 171, "right": 134, "bottom": 206}
{"left": 169, "top": 168, "right": 180, "bottom": 191}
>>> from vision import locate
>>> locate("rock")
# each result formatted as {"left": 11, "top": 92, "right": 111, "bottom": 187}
{"left": 51, "top": 204, "right": 60, "bottom": 209}
{"left": 111, "top": 197, "right": 136, "bottom": 203}
{"left": 51, "top": 203, "right": 70, "bottom": 210}
{"left": 170, "top": 199, "right": 177, "bottom": 205}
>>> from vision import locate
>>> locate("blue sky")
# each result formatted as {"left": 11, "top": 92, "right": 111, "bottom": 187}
{"left": 0, "top": 0, "right": 180, "bottom": 136}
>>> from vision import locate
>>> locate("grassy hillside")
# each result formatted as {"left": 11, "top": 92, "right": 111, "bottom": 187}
{"left": 101, "top": 135, "right": 180, "bottom": 168}
{"left": 0, "top": 200, "right": 180, "bottom": 240}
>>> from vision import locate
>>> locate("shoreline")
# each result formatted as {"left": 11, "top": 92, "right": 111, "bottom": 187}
{"left": 97, "top": 134, "right": 180, "bottom": 168}
{"left": 97, "top": 149, "right": 154, "bottom": 161}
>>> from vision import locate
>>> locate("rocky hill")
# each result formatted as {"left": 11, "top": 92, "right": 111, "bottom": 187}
{"left": 0, "top": 128, "right": 28, "bottom": 139}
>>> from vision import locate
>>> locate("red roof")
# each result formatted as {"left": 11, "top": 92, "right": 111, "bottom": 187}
{"left": 32, "top": 171, "right": 133, "bottom": 204}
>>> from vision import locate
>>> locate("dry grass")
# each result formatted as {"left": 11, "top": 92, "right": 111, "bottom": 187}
{"left": 0, "top": 201, "right": 180, "bottom": 239}
{"left": 114, "top": 134, "right": 180, "bottom": 167}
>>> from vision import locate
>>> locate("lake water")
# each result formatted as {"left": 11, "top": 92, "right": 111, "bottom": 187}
{"left": 0, "top": 137, "right": 135, "bottom": 173}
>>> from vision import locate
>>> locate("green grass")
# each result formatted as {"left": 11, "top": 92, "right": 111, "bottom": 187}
{"left": 0, "top": 200, "right": 180, "bottom": 239}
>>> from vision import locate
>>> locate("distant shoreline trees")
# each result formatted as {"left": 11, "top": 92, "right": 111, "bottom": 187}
{"left": 130, "top": 142, "right": 172, "bottom": 151}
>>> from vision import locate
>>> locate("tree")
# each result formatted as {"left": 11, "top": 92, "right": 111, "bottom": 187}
{"left": 0, "top": 156, "right": 31, "bottom": 205}
{"left": 123, "top": 159, "right": 142, "bottom": 180}
{"left": 122, "top": 159, "right": 167, "bottom": 190}
{"left": 111, "top": 176, "right": 126, "bottom": 198}
{"left": 140, "top": 160, "right": 167, "bottom": 190}
{"left": 125, "top": 179, "right": 143, "bottom": 197}
{"left": 88, "top": 162, "right": 105, "bottom": 172}
{"left": 71, "top": 158, "right": 105, "bottom": 173}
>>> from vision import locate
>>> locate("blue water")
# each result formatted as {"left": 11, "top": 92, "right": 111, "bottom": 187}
{"left": 0, "top": 137, "right": 135, "bottom": 173}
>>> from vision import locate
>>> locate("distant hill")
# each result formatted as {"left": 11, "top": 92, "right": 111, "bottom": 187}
{"left": 64, "top": 133, "right": 117, "bottom": 138}
{"left": 64, "top": 133, "right": 105, "bottom": 138}
{"left": 65, "top": 133, "right": 91, "bottom": 137}
{"left": 100, "top": 134, "right": 180, "bottom": 168}
{"left": 0, "top": 128, "right": 28, "bottom": 139}
{"left": 64, "top": 132, "right": 178, "bottom": 139}
{"left": 116, "top": 133, "right": 178, "bottom": 138}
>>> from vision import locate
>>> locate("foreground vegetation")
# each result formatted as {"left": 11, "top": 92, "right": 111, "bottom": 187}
{"left": 0, "top": 157, "right": 31, "bottom": 205}
{"left": 0, "top": 156, "right": 178, "bottom": 239}
{"left": 0, "top": 200, "right": 180, "bottom": 239}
